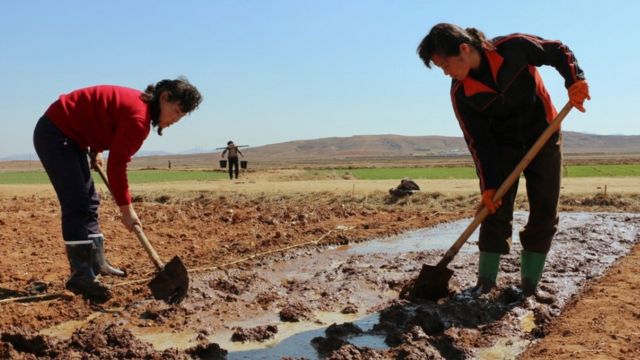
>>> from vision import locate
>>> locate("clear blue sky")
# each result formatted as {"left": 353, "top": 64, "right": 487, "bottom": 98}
{"left": 1, "top": 0, "right": 638, "bottom": 158}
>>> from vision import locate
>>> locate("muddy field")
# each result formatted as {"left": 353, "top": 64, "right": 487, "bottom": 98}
{"left": 1, "top": 181, "right": 639, "bottom": 359}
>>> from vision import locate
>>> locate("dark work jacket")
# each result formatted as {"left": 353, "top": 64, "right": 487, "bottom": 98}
{"left": 450, "top": 34, "right": 585, "bottom": 191}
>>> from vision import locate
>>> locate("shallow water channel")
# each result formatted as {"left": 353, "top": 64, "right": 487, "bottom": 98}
{"left": 42, "top": 212, "right": 640, "bottom": 359}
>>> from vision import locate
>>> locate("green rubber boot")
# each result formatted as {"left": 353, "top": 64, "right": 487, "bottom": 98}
{"left": 474, "top": 252, "right": 500, "bottom": 294}
{"left": 521, "top": 250, "right": 547, "bottom": 296}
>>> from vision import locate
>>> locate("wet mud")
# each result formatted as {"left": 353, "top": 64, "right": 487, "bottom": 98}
{"left": 1, "top": 193, "right": 639, "bottom": 359}
{"left": 227, "top": 213, "right": 637, "bottom": 359}
{"left": 1, "top": 323, "right": 188, "bottom": 359}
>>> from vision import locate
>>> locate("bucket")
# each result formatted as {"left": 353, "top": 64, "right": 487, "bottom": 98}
{"left": 219, "top": 159, "right": 227, "bottom": 168}
{"left": 240, "top": 160, "right": 248, "bottom": 169}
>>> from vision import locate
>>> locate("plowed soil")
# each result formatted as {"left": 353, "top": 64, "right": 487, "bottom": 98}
{"left": 1, "top": 177, "right": 639, "bottom": 359}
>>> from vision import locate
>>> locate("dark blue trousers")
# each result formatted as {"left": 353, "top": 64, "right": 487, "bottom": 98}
{"left": 33, "top": 116, "right": 100, "bottom": 241}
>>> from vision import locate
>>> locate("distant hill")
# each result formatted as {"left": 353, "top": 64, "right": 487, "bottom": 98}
{"left": 562, "top": 132, "right": 640, "bottom": 154}
{"left": 3, "top": 132, "right": 639, "bottom": 165}
{"left": 242, "top": 135, "right": 468, "bottom": 161}
{"left": 238, "top": 132, "right": 640, "bottom": 161}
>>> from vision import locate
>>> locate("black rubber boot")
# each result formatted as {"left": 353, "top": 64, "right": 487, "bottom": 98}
{"left": 90, "top": 234, "right": 126, "bottom": 277}
{"left": 65, "top": 241, "right": 111, "bottom": 303}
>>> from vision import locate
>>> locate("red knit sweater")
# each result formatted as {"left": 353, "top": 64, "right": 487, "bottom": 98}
{"left": 45, "top": 85, "right": 151, "bottom": 205}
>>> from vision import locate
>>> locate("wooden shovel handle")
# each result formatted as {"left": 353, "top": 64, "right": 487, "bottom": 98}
{"left": 95, "top": 165, "right": 165, "bottom": 270}
{"left": 438, "top": 101, "right": 573, "bottom": 267}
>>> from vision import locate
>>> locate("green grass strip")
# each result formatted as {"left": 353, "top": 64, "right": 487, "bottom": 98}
{"left": 338, "top": 167, "right": 478, "bottom": 180}
{"left": 1, "top": 164, "right": 639, "bottom": 184}
{"left": 0, "top": 170, "right": 228, "bottom": 184}
{"left": 562, "top": 164, "right": 640, "bottom": 177}
{"left": 323, "top": 164, "right": 640, "bottom": 180}
{"left": 122, "top": 170, "right": 228, "bottom": 183}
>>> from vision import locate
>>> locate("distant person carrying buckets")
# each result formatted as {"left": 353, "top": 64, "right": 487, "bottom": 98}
{"left": 221, "top": 140, "right": 245, "bottom": 179}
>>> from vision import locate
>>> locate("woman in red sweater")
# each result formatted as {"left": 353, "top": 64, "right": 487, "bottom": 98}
{"left": 33, "top": 78, "right": 202, "bottom": 302}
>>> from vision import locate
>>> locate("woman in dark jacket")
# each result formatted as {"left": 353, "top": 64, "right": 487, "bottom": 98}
{"left": 33, "top": 78, "right": 202, "bottom": 302}
{"left": 417, "top": 23, "right": 590, "bottom": 296}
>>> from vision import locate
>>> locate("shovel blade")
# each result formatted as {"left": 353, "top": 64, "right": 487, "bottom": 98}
{"left": 408, "top": 263, "right": 454, "bottom": 300}
{"left": 148, "top": 255, "right": 189, "bottom": 304}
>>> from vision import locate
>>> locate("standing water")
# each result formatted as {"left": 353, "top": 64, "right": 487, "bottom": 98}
{"left": 41, "top": 212, "right": 640, "bottom": 359}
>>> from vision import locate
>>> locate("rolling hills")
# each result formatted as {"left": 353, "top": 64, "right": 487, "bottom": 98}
{"left": 237, "top": 131, "right": 640, "bottom": 161}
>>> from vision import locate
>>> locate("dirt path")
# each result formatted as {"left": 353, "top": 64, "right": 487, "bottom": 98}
{"left": 1, "top": 175, "right": 637, "bottom": 199}
{"left": 0, "top": 178, "right": 639, "bottom": 358}
{"left": 520, "top": 237, "right": 640, "bottom": 359}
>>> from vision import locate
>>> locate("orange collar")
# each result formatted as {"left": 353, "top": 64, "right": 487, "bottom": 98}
{"left": 461, "top": 48, "right": 504, "bottom": 97}
{"left": 485, "top": 48, "right": 503, "bottom": 84}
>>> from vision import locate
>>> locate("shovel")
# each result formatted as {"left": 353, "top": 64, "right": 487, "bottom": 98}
{"left": 405, "top": 102, "right": 573, "bottom": 300}
{"left": 95, "top": 165, "right": 189, "bottom": 304}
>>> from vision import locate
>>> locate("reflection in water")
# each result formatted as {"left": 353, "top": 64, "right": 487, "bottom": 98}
{"left": 346, "top": 216, "right": 480, "bottom": 255}
{"left": 227, "top": 313, "right": 382, "bottom": 360}
{"left": 40, "top": 312, "right": 103, "bottom": 339}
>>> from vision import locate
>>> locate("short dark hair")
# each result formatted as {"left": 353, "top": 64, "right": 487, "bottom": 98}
{"left": 141, "top": 77, "right": 203, "bottom": 133}
{"left": 417, "top": 23, "right": 492, "bottom": 68}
